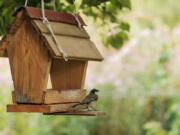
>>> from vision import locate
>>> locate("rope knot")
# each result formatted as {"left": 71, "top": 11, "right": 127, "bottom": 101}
{"left": 71, "top": 14, "right": 83, "bottom": 30}
{"left": 43, "top": 17, "right": 49, "bottom": 24}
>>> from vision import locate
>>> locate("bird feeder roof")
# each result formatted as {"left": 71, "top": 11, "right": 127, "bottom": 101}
{"left": 0, "top": 7, "right": 103, "bottom": 61}
{"left": 13, "top": 6, "right": 86, "bottom": 26}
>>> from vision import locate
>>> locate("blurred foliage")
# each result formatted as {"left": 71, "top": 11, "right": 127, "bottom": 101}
{"left": 129, "top": 0, "right": 180, "bottom": 31}
{"left": 1, "top": 0, "right": 180, "bottom": 135}
{"left": 0, "top": 0, "right": 131, "bottom": 49}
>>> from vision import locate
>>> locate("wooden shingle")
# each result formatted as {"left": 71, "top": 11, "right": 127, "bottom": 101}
{"left": 42, "top": 34, "right": 103, "bottom": 61}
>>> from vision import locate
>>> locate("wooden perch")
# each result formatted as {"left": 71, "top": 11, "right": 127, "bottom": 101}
{"left": 44, "top": 111, "right": 106, "bottom": 116}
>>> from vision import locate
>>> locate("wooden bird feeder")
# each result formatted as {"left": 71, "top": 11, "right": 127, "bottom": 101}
{"left": 0, "top": 7, "right": 105, "bottom": 116}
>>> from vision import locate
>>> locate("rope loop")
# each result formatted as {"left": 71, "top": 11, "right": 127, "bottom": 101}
{"left": 41, "top": 0, "right": 68, "bottom": 61}
{"left": 71, "top": 0, "right": 83, "bottom": 30}
{"left": 42, "top": 17, "right": 49, "bottom": 24}
{"left": 71, "top": 14, "right": 83, "bottom": 30}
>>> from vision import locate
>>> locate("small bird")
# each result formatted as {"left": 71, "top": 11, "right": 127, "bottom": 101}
{"left": 72, "top": 89, "right": 99, "bottom": 111}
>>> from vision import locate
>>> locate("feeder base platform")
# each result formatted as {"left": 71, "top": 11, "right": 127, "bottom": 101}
{"left": 7, "top": 104, "right": 106, "bottom": 116}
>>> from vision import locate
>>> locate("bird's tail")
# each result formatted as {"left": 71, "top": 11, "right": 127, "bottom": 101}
{"left": 72, "top": 103, "right": 82, "bottom": 108}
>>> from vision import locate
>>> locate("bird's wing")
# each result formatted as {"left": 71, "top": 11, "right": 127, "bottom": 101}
{"left": 81, "top": 94, "right": 98, "bottom": 104}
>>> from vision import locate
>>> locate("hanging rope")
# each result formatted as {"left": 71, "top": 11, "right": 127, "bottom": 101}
{"left": 41, "top": 0, "right": 68, "bottom": 61}
{"left": 53, "top": 0, "right": 56, "bottom": 11}
{"left": 70, "top": 0, "right": 83, "bottom": 30}
{"left": 24, "top": 0, "right": 28, "bottom": 6}
{"left": 71, "top": 14, "right": 83, "bottom": 30}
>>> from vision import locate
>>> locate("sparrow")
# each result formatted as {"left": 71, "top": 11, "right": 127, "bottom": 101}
{"left": 72, "top": 89, "right": 99, "bottom": 111}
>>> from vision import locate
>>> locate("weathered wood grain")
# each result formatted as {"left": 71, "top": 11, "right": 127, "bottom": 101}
{"left": 81, "top": 61, "right": 88, "bottom": 88}
{"left": 7, "top": 104, "right": 50, "bottom": 113}
{"left": 12, "top": 91, "right": 16, "bottom": 104}
{"left": 50, "top": 59, "right": 88, "bottom": 90}
{"left": 42, "top": 33, "right": 104, "bottom": 61}
{"left": 7, "top": 103, "right": 88, "bottom": 113}
{"left": 49, "top": 103, "right": 87, "bottom": 112}
{"left": 12, "top": 89, "right": 86, "bottom": 104}
{"left": 32, "top": 20, "right": 89, "bottom": 38}
{"left": 43, "top": 89, "right": 86, "bottom": 104}
{"left": 44, "top": 111, "right": 106, "bottom": 116}
{"left": 7, "top": 20, "right": 52, "bottom": 104}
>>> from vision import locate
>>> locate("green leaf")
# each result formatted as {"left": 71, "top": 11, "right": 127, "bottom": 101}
{"left": 0, "top": 1, "right": 3, "bottom": 6}
{"left": 74, "top": 0, "right": 82, "bottom": 10}
{"left": 119, "top": 22, "right": 130, "bottom": 31}
{"left": 104, "top": 32, "right": 129, "bottom": 49}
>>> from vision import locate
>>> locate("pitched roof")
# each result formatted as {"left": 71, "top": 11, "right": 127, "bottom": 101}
{"left": 32, "top": 20, "right": 103, "bottom": 61}
{"left": 0, "top": 7, "right": 103, "bottom": 61}
{"left": 14, "top": 6, "right": 86, "bottom": 26}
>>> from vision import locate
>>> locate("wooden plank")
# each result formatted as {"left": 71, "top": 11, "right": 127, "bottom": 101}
{"left": 81, "top": 61, "right": 88, "bottom": 88}
{"left": 7, "top": 104, "right": 50, "bottom": 113}
{"left": 50, "top": 59, "right": 88, "bottom": 90}
{"left": 8, "top": 18, "right": 23, "bottom": 34}
{"left": 7, "top": 10, "right": 24, "bottom": 34}
{"left": 32, "top": 20, "right": 89, "bottom": 39}
{"left": 7, "top": 20, "right": 52, "bottom": 104}
{"left": 42, "top": 34, "right": 104, "bottom": 61}
{"left": 50, "top": 103, "right": 87, "bottom": 112}
{"left": 44, "top": 89, "right": 86, "bottom": 104}
{"left": 44, "top": 111, "right": 106, "bottom": 116}
{"left": 12, "top": 91, "right": 16, "bottom": 104}
{"left": 12, "top": 89, "right": 86, "bottom": 104}
{"left": 7, "top": 103, "right": 88, "bottom": 113}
